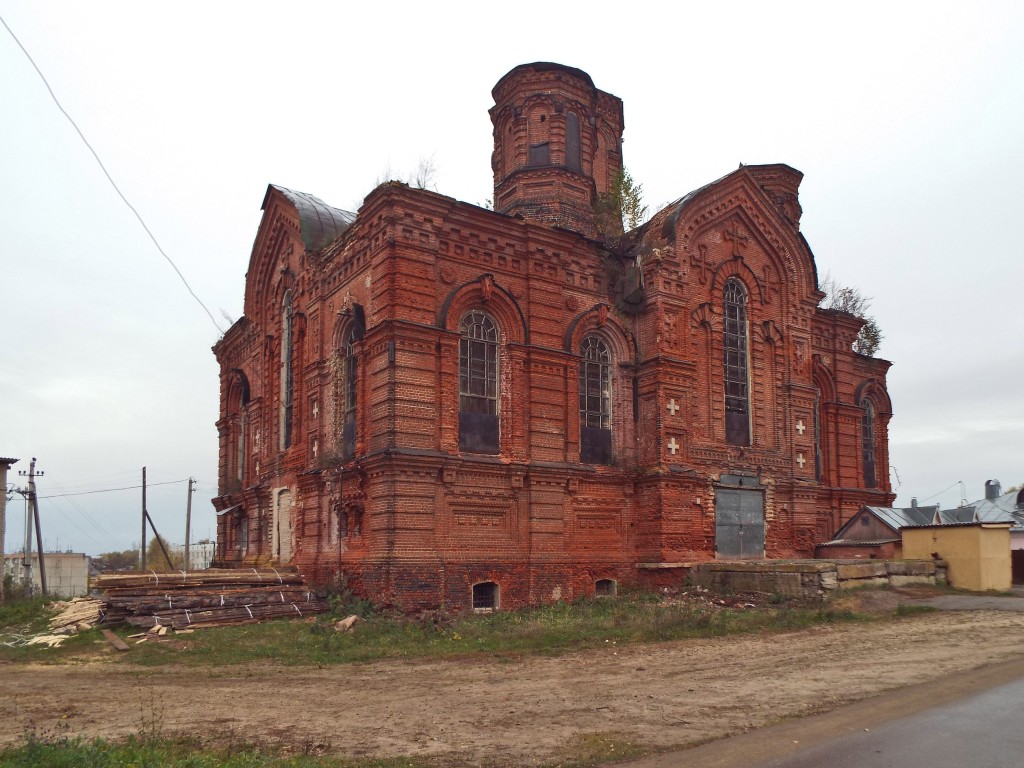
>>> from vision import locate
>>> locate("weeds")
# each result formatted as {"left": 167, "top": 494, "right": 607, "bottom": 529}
{"left": 0, "top": 733, "right": 434, "bottom": 767}
{"left": 120, "top": 592, "right": 863, "bottom": 668}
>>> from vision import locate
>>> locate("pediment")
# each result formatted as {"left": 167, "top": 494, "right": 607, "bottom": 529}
{"left": 648, "top": 165, "right": 819, "bottom": 302}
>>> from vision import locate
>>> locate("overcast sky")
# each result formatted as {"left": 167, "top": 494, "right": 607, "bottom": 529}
{"left": 2, "top": 1, "right": 1022, "bottom": 557}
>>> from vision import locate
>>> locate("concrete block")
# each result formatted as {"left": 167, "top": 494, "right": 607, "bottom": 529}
{"left": 836, "top": 562, "right": 886, "bottom": 580}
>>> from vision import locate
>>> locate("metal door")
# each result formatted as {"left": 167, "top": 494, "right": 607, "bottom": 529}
{"left": 715, "top": 488, "right": 765, "bottom": 559}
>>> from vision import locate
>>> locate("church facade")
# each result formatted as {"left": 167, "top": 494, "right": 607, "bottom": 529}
{"left": 212, "top": 63, "right": 894, "bottom": 610}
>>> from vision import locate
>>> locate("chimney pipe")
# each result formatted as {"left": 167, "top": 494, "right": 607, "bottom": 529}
{"left": 985, "top": 480, "right": 1001, "bottom": 501}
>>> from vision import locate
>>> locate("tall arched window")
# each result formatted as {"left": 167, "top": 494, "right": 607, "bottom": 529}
{"left": 280, "top": 290, "right": 294, "bottom": 450}
{"left": 235, "top": 387, "right": 247, "bottom": 486}
{"left": 723, "top": 279, "right": 750, "bottom": 446}
{"left": 341, "top": 327, "right": 358, "bottom": 460}
{"left": 459, "top": 311, "right": 499, "bottom": 454}
{"left": 566, "top": 112, "right": 582, "bottom": 172}
{"left": 861, "top": 399, "right": 876, "bottom": 488}
{"left": 579, "top": 335, "right": 612, "bottom": 464}
{"left": 813, "top": 391, "right": 823, "bottom": 482}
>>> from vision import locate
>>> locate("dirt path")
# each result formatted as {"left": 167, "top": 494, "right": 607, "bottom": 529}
{"left": 3, "top": 610, "right": 1024, "bottom": 766}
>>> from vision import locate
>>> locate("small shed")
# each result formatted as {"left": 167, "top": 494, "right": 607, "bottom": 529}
{"left": 902, "top": 522, "right": 1012, "bottom": 592}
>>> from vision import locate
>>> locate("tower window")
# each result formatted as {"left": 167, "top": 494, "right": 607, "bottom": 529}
{"left": 723, "top": 280, "right": 750, "bottom": 445}
{"left": 529, "top": 143, "right": 550, "bottom": 166}
{"left": 566, "top": 113, "right": 581, "bottom": 172}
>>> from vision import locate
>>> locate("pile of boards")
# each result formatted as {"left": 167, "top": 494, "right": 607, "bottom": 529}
{"left": 93, "top": 568, "right": 328, "bottom": 631}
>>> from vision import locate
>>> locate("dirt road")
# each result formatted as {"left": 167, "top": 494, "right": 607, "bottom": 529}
{"left": 3, "top": 610, "right": 1024, "bottom": 766}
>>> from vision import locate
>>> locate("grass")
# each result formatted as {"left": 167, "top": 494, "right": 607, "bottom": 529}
{"left": 117, "top": 591, "right": 862, "bottom": 668}
{"left": 0, "top": 735, "right": 436, "bottom": 768}
{"left": 0, "top": 593, "right": 56, "bottom": 629}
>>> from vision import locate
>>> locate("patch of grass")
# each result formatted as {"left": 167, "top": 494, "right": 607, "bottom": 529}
{"left": 895, "top": 604, "right": 938, "bottom": 617}
{"left": 123, "top": 593, "right": 863, "bottom": 668}
{"left": 0, "top": 734, "right": 435, "bottom": 768}
{"left": 549, "top": 731, "right": 649, "bottom": 767}
{"left": 0, "top": 594, "right": 56, "bottom": 631}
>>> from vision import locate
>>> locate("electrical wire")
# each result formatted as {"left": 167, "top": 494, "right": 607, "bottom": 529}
{"left": 919, "top": 481, "right": 962, "bottom": 503}
{"left": 37, "top": 478, "right": 189, "bottom": 499}
{"left": 45, "top": 480, "right": 121, "bottom": 543}
{"left": 0, "top": 13, "right": 225, "bottom": 335}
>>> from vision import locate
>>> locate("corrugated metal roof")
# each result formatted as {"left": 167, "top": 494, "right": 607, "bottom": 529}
{"left": 267, "top": 185, "right": 356, "bottom": 251}
{"left": 965, "top": 489, "right": 1024, "bottom": 530}
{"left": 862, "top": 505, "right": 938, "bottom": 530}
{"left": 817, "top": 538, "right": 899, "bottom": 547}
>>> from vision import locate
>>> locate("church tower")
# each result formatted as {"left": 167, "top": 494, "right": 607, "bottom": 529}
{"left": 490, "top": 63, "right": 624, "bottom": 239}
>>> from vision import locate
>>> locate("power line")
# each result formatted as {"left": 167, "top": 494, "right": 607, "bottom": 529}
{"left": 919, "top": 481, "right": 962, "bottom": 503}
{"left": 37, "top": 478, "right": 189, "bottom": 499}
{"left": 0, "top": 13, "right": 225, "bottom": 335}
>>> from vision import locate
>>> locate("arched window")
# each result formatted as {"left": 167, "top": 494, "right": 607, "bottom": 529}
{"left": 579, "top": 335, "right": 612, "bottom": 464}
{"left": 341, "top": 326, "right": 358, "bottom": 460}
{"left": 861, "top": 399, "right": 876, "bottom": 488}
{"left": 280, "top": 290, "right": 294, "bottom": 450}
{"left": 723, "top": 280, "right": 750, "bottom": 446}
{"left": 235, "top": 387, "right": 247, "bottom": 485}
{"left": 226, "top": 371, "right": 250, "bottom": 490}
{"left": 459, "top": 311, "right": 500, "bottom": 454}
{"left": 566, "top": 112, "right": 581, "bottom": 172}
{"left": 595, "top": 578, "right": 617, "bottom": 596}
{"left": 813, "top": 390, "right": 823, "bottom": 482}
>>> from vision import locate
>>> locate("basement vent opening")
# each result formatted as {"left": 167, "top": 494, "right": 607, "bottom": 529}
{"left": 472, "top": 581, "right": 499, "bottom": 611}
{"left": 595, "top": 579, "right": 617, "bottom": 597}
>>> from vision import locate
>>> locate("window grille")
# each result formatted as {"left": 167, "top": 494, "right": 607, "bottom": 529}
{"left": 280, "top": 291, "right": 294, "bottom": 449}
{"left": 472, "top": 581, "right": 498, "bottom": 610}
{"left": 723, "top": 280, "right": 750, "bottom": 445}
{"left": 579, "top": 335, "right": 612, "bottom": 464}
{"left": 341, "top": 327, "right": 358, "bottom": 459}
{"left": 862, "top": 399, "right": 877, "bottom": 488}
{"left": 459, "top": 311, "right": 500, "bottom": 453}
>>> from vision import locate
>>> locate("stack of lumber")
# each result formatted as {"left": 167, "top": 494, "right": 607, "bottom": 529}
{"left": 49, "top": 597, "right": 103, "bottom": 634}
{"left": 92, "top": 568, "right": 328, "bottom": 630}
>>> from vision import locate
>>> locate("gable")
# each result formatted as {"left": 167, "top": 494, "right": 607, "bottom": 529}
{"left": 644, "top": 164, "right": 819, "bottom": 308}
{"left": 243, "top": 185, "right": 356, "bottom": 322}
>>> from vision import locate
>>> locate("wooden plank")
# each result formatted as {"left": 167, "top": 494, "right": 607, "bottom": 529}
{"left": 101, "top": 629, "right": 130, "bottom": 651}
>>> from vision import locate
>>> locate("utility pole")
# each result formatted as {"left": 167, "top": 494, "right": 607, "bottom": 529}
{"left": 21, "top": 491, "right": 32, "bottom": 598}
{"left": 184, "top": 477, "right": 195, "bottom": 571}
{"left": 137, "top": 466, "right": 174, "bottom": 571}
{"left": 140, "top": 466, "right": 147, "bottom": 570}
{"left": 18, "top": 458, "right": 46, "bottom": 596}
{"left": 0, "top": 458, "right": 17, "bottom": 575}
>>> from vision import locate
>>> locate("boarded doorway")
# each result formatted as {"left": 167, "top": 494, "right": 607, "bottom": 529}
{"left": 274, "top": 489, "right": 293, "bottom": 564}
{"left": 715, "top": 487, "right": 765, "bottom": 559}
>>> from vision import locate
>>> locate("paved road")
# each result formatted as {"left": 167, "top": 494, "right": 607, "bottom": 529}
{"left": 750, "top": 676, "right": 1024, "bottom": 768}
{"left": 906, "top": 586, "right": 1024, "bottom": 612}
{"left": 618, "top": 658, "right": 1024, "bottom": 768}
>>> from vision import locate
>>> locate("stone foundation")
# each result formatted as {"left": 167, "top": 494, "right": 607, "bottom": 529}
{"left": 687, "top": 559, "right": 946, "bottom": 600}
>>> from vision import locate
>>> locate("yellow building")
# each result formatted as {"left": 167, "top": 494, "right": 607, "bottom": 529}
{"left": 902, "top": 523, "right": 1011, "bottom": 592}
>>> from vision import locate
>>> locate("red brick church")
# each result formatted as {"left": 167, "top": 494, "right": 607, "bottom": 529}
{"left": 213, "top": 62, "right": 894, "bottom": 610}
